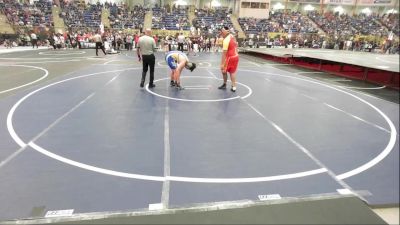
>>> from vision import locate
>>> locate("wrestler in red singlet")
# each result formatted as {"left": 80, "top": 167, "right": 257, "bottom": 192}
{"left": 222, "top": 33, "right": 239, "bottom": 74}
{"left": 218, "top": 26, "right": 239, "bottom": 92}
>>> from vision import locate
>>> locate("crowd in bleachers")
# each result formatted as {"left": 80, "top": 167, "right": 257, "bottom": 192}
{"left": 306, "top": 11, "right": 396, "bottom": 38}
{"left": 270, "top": 11, "right": 318, "bottom": 34}
{"left": 151, "top": 5, "right": 166, "bottom": 30}
{"left": 192, "top": 7, "right": 233, "bottom": 36}
{"left": 349, "top": 13, "right": 386, "bottom": 36}
{"left": 378, "top": 13, "right": 399, "bottom": 36}
{"left": 0, "top": 0, "right": 52, "bottom": 27}
{"left": 238, "top": 17, "right": 276, "bottom": 34}
{"left": 238, "top": 11, "right": 318, "bottom": 38}
{"left": 0, "top": 0, "right": 398, "bottom": 54}
{"left": 59, "top": 0, "right": 102, "bottom": 29}
{"left": 308, "top": 11, "right": 355, "bottom": 36}
{"left": 152, "top": 5, "right": 190, "bottom": 31}
{"left": 107, "top": 3, "right": 146, "bottom": 29}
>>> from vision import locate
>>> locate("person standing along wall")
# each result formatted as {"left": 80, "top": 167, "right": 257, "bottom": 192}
{"left": 137, "top": 28, "right": 157, "bottom": 88}
{"left": 177, "top": 32, "right": 185, "bottom": 52}
{"left": 30, "top": 32, "right": 38, "bottom": 48}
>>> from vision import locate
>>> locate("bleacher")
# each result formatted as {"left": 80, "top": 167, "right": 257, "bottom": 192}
{"left": 152, "top": 5, "right": 190, "bottom": 31}
{"left": 270, "top": 11, "right": 318, "bottom": 33}
{"left": 151, "top": 6, "right": 166, "bottom": 30}
{"left": 108, "top": 4, "right": 146, "bottom": 29}
{"left": 0, "top": 0, "right": 398, "bottom": 54}
{"left": 192, "top": 7, "right": 233, "bottom": 35}
{"left": 349, "top": 13, "right": 386, "bottom": 36}
{"left": 83, "top": 4, "right": 101, "bottom": 28}
{"left": 238, "top": 17, "right": 275, "bottom": 35}
{"left": 379, "top": 13, "right": 399, "bottom": 36}
{"left": 308, "top": 11, "right": 356, "bottom": 36}
{"left": 238, "top": 11, "right": 319, "bottom": 38}
{"left": 0, "top": 0, "right": 53, "bottom": 28}
{"left": 164, "top": 6, "right": 190, "bottom": 30}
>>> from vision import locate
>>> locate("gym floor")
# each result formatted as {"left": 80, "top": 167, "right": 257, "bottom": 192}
{"left": 0, "top": 48, "right": 398, "bottom": 221}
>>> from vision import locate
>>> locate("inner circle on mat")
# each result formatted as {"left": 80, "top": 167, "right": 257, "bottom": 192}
{"left": 7, "top": 68, "right": 396, "bottom": 183}
{"left": 146, "top": 76, "right": 252, "bottom": 102}
{"left": 39, "top": 51, "right": 86, "bottom": 56}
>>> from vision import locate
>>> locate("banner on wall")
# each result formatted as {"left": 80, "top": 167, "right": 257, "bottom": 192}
{"left": 324, "top": 0, "right": 355, "bottom": 4}
{"left": 289, "top": 0, "right": 321, "bottom": 3}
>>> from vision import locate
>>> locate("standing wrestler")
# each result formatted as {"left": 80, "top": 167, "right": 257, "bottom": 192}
{"left": 218, "top": 26, "right": 239, "bottom": 92}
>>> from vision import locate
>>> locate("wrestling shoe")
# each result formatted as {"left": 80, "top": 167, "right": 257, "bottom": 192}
{"left": 218, "top": 83, "right": 227, "bottom": 89}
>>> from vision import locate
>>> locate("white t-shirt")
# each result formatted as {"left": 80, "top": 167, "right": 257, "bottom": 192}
{"left": 177, "top": 34, "right": 185, "bottom": 44}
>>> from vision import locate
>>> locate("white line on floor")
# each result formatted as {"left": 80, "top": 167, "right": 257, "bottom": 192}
{"left": 301, "top": 94, "right": 390, "bottom": 133}
{"left": 300, "top": 94, "right": 318, "bottom": 101}
{"left": 162, "top": 99, "right": 171, "bottom": 208}
{"left": 184, "top": 87, "right": 210, "bottom": 90}
{"left": 238, "top": 66, "right": 397, "bottom": 180}
{"left": 184, "top": 85, "right": 211, "bottom": 88}
{"left": 0, "top": 146, "right": 27, "bottom": 169}
{"left": 29, "top": 92, "right": 96, "bottom": 145}
{"left": 264, "top": 64, "right": 292, "bottom": 66}
{"left": 0, "top": 65, "right": 48, "bottom": 94}
{"left": 206, "top": 69, "right": 219, "bottom": 79}
{"left": 244, "top": 101, "right": 359, "bottom": 198}
{"left": 296, "top": 71, "right": 325, "bottom": 74}
{"left": 103, "top": 60, "right": 117, "bottom": 65}
{"left": 336, "top": 85, "right": 386, "bottom": 90}
{"left": 3, "top": 72, "right": 122, "bottom": 168}
{"left": 325, "top": 79, "right": 352, "bottom": 82}
{"left": 324, "top": 103, "right": 390, "bottom": 133}
{"left": 246, "top": 61, "right": 261, "bottom": 67}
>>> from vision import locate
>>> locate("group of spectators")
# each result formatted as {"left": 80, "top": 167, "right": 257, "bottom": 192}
{"left": 239, "top": 11, "right": 318, "bottom": 37}
{"left": 241, "top": 33, "right": 399, "bottom": 54}
{"left": 59, "top": 0, "right": 101, "bottom": 29}
{"left": 308, "top": 11, "right": 355, "bottom": 37}
{"left": 192, "top": 7, "right": 234, "bottom": 36}
{"left": 0, "top": 0, "right": 398, "bottom": 55}
{"left": 108, "top": 4, "right": 146, "bottom": 29}
{"left": 161, "top": 33, "right": 225, "bottom": 53}
{"left": 0, "top": 0, "right": 52, "bottom": 28}
{"left": 237, "top": 10, "right": 398, "bottom": 54}
{"left": 378, "top": 13, "right": 399, "bottom": 36}
{"left": 307, "top": 11, "right": 395, "bottom": 39}
{"left": 152, "top": 5, "right": 190, "bottom": 31}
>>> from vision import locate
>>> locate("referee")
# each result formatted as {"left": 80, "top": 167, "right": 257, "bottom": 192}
{"left": 137, "top": 28, "right": 156, "bottom": 88}
{"left": 93, "top": 31, "right": 106, "bottom": 56}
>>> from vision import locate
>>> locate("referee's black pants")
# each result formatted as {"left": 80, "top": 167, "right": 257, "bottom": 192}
{"left": 141, "top": 54, "right": 155, "bottom": 85}
{"left": 178, "top": 43, "right": 184, "bottom": 51}
{"left": 95, "top": 42, "right": 106, "bottom": 56}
